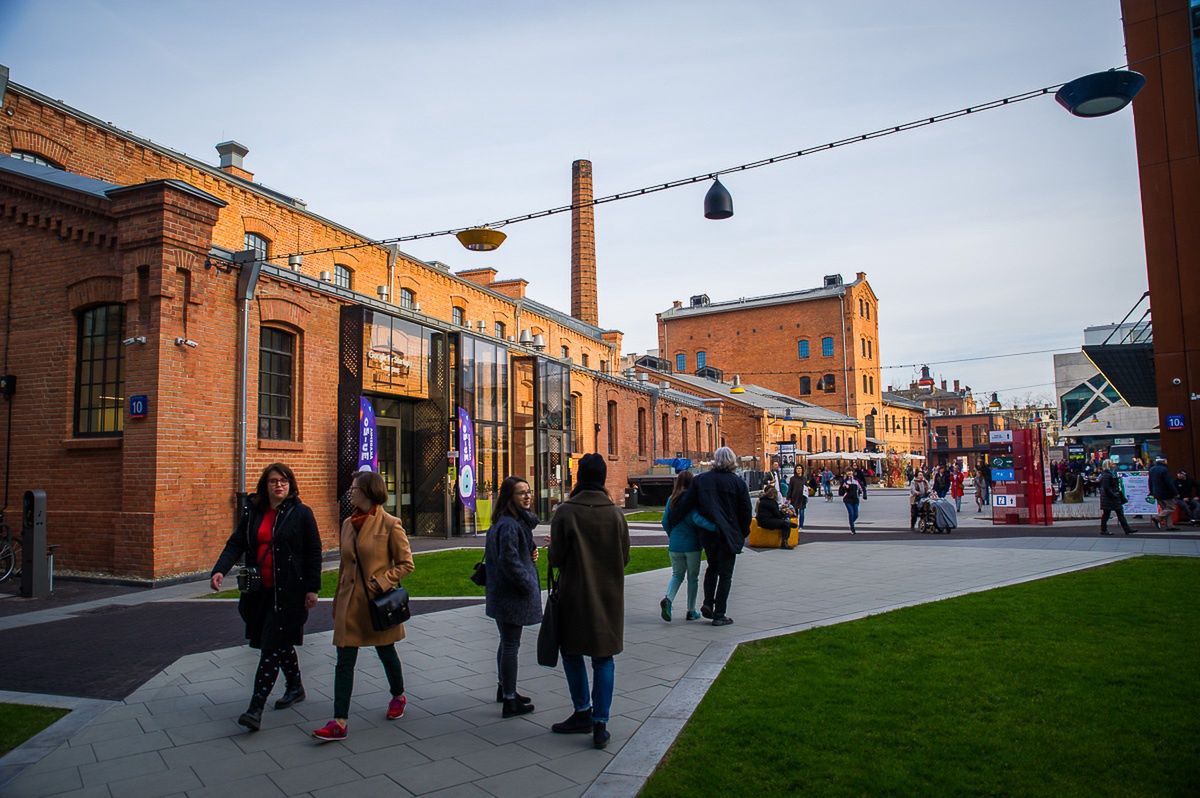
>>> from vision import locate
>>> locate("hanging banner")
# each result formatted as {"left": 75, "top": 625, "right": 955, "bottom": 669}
{"left": 457, "top": 407, "right": 476, "bottom": 511}
{"left": 1120, "top": 471, "right": 1155, "bottom": 514}
{"left": 357, "top": 397, "right": 378, "bottom": 472}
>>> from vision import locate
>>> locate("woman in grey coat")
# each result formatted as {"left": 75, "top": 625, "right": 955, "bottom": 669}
{"left": 484, "top": 476, "right": 542, "bottom": 718}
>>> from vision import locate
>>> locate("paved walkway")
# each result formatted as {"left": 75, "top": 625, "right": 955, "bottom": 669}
{"left": 3, "top": 537, "right": 1197, "bottom": 798}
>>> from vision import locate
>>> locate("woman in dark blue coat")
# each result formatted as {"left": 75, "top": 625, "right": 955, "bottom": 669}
{"left": 485, "top": 475, "right": 542, "bottom": 718}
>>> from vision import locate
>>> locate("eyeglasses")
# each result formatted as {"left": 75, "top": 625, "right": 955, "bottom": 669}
{"left": 268, "top": 478, "right": 289, "bottom": 487}
{"left": 515, "top": 489, "right": 532, "bottom": 497}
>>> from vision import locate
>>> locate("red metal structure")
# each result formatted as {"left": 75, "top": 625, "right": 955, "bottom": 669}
{"left": 990, "top": 429, "right": 1053, "bottom": 526}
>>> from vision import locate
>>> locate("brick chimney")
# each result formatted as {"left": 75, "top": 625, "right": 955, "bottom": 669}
{"left": 215, "top": 141, "right": 254, "bottom": 181}
{"left": 953, "top": 379, "right": 960, "bottom": 392}
{"left": 571, "top": 160, "right": 598, "bottom": 326}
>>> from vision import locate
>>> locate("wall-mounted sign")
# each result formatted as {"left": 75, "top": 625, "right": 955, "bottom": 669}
{"left": 1113, "top": 437, "right": 1135, "bottom": 445}
{"left": 129, "top": 394, "right": 148, "bottom": 419}
{"left": 991, "top": 455, "right": 1013, "bottom": 469}
{"left": 993, "top": 494, "right": 1018, "bottom": 507}
{"left": 1166, "top": 414, "right": 1185, "bottom": 430}
{"left": 992, "top": 468, "right": 1015, "bottom": 482}
{"left": 457, "top": 407, "right": 476, "bottom": 512}
{"left": 357, "top": 397, "right": 378, "bottom": 472}
{"left": 989, "top": 430, "right": 1013, "bottom": 444}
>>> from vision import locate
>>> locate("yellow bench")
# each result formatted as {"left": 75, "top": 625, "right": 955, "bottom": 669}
{"left": 748, "top": 519, "right": 799, "bottom": 548}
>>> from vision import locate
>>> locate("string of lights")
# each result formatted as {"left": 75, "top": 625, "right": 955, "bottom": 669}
{"left": 726, "top": 345, "right": 1079, "bottom": 380}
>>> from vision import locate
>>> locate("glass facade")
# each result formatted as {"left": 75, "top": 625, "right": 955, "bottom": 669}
{"left": 456, "top": 334, "right": 510, "bottom": 534}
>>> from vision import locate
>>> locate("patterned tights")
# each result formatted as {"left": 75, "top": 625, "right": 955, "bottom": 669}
{"left": 250, "top": 646, "right": 301, "bottom": 709}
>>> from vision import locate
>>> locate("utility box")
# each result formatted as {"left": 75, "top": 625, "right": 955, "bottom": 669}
{"left": 21, "top": 489, "right": 50, "bottom": 598}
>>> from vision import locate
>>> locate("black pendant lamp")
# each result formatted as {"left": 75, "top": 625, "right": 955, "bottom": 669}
{"left": 704, "top": 177, "right": 734, "bottom": 219}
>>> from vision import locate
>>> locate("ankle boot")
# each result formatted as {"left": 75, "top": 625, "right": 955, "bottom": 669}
{"left": 237, "top": 701, "right": 264, "bottom": 732}
{"left": 274, "top": 683, "right": 306, "bottom": 709}
{"left": 551, "top": 708, "right": 593, "bottom": 734}
{"left": 502, "top": 697, "right": 535, "bottom": 718}
{"left": 496, "top": 684, "right": 532, "bottom": 704}
{"left": 593, "top": 721, "right": 610, "bottom": 749}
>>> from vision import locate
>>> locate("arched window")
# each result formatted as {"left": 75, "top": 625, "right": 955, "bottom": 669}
{"left": 675, "top": 353, "right": 686, "bottom": 372}
{"left": 561, "top": 345, "right": 570, "bottom": 360}
{"left": 696, "top": 350, "right": 707, "bottom": 369}
{"left": 259, "top": 327, "right": 295, "bottom": 440}
{"left": 867, "top": 339, "right": 873, "bottom": 358}
{"left": 822, "top": 374, "right": 836, "bottom": 393}
{"left": 799, "top": 376, "right": 812, "bottom": 395}
{"left": 863, "top": 374, "right": 869, "bottom": 393}
{"left": 74, "top": 304, "right": 125, "bottom": 436}
{"left": 861, "top": 338, "right": 867, "bottom": 356}
{"left": 244, "top": 232, "right": 269, "bottom": 261}
{"left": 821, "top": 336, "right": 835, "bottom": 357}
{"left": 452, "top": 306, "right": 466, "bottom": 326}
{"left": 494, "top": 321, "right": 506, "bottom": 339}
{"left": 10, "top": 150, "right": 63, "bottom": 169}
{"left": 836, "top": 436, "right": 842, "bottom": 451}
{"left": 399, "top": 288, "right": 415, "bottom": 309}
{"left": 334, "top": 264, "right": 353, "bottom": 289}
{"left": 806, "top": 434, "right": 813, "bottom": 452}
{"left": 637, "top": 407, "right": 647, "bottom": 456}
{"left": 607, "top": 401, "right": 618, "bottom": 456}
{"left": 869, "top": 375, "right": 875, "bottom": 394}
{"left": 681, "top": 417, "right": 689, "bottom": 453}
{"left": 821, "top": 435, "right": 828, "bottom": 451}
{"left": 798, "top": 339, "right": 810, "bottom": 359}
{"left": 662, "top": 412, "right": 670, "bottom": 455}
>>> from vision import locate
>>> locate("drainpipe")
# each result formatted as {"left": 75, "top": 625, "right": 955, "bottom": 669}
{"left": 840, "top": 292, "right": 850, "bottom": 419}
{"left": 234, "top": 250, "right": 262, "bottom": 515}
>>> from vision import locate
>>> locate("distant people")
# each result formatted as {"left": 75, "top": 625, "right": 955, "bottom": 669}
{"left": 1098, "top": 460, "right": 1136, "bottom": 535}
{"left": 854, "top": 466, "right": 869, "bottom": 501}
{"left": 1149, "top": 456, "right": 1180, "bottom": 530}
{"left": 905, "top": 464, "right": 914, "bottom": 483}
{"left": 786, "top": 465, "right": 809, "bottom": 529}
{"left": 756, "top": 483, "right": 795, "bottom": 549}
{"left": 978, "top": 460, "right": 992, "bottom": 503}
{"left": 549, "top": 454, "right": 631, "bottom": 750}
{"left": 313, "top": 470, "right": 414, "bottom": 741}
{"left": 839, "top": 470, "right": 862, "bottom": 534}
{"left": 950, "top": 466, "right": 965, "bottom": 512}
{"left": 974, "top": 471, "right": 986, "bottom": 513}
{"left": 806, "top": 471, "right": 819, "bottom": 497}
{"left": 1175, "top": 469, "right": 1199, "bottom": 524}
{"left": 485, "top": 475, "right": 542, "bottom": 718}
{"left": 668, "top": 446, "right": 753, "bottom": 627}
{"left": 821, "top": 468, "right": 834, "bottom": 501}
{"left": 660, "top": 471, "right": 702, "bottom": 622}
{"left": 910, "top": 470, "right": 932, "bottom": 529}
{"left": 932, "top": 466, "right": 950, "bottom": 499}
{"left": 210, "top": 463, "right": 321, "bottom": 733}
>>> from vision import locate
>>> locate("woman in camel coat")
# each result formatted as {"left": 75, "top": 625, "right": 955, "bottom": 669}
{"left": 312, "top": 470, "right": 414, "bottom": 742}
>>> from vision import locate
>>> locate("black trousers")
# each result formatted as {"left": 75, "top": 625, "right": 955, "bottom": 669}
{"left": 702, "top": 541, "right": 737, "bottom": 618}
{"left": 1101, "top": 507, "right": 1133, "bottom": 533}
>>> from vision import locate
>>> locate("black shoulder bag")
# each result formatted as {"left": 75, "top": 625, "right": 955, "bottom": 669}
{"left": 536, "top": 565, "right": 561, "bottom": 667}
{"left": 352, "top": 529, "right": 411, "bottom": 631}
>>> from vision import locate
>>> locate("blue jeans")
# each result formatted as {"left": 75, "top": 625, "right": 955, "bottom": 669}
{"left": 666, "top": 550, "right": 701, "bottom": 613}
{"left": 562, "top": 654, "right": 615, "bottom": 724}
{"left": 845, "top": 501, "right": 859, "bottom": 531}
{"left": 796, "top": 508, "right": 805, "bottom": 529}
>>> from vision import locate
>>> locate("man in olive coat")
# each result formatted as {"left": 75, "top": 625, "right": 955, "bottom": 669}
{"left": 548, "top": 453, "right": 631, "bottom": 750}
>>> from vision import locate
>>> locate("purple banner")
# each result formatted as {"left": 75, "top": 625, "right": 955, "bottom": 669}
{"left": 457, "top": 406, "right": 476, "bottom": 511}
{"left": 357, "top": 397, "right": 378, "bottom": 472}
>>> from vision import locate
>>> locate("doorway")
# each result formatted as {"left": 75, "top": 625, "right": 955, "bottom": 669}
{"left": 374, "top": 401, "right": 415, "bottom": 534}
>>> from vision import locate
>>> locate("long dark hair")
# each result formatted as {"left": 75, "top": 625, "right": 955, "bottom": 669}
{"left": 670, "top": 470, "right": 693, "bottom": 504}
{"left": 252, "top": 462, "right": 298, "bottom": 511}
{"left": 495, "top": 475, "right": 530, "bottom": 520}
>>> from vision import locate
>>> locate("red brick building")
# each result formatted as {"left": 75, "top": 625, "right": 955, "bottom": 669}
{"left": 0, "top": 72, "right": 717, "bottom": 580}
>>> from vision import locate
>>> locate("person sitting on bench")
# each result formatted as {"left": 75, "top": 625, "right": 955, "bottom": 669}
{"left": 756, "top": 484, "right": 794, "bottom": 550}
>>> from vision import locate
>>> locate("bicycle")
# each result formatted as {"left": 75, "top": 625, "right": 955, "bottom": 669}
{"left": 0, "top": 512, "right": 21, "bottom": 583}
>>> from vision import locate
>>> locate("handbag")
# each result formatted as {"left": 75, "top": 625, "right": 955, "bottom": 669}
{"left": 235, "top": 566, "right": 262, "bottom": 593}
{"left": 470, "top": 559, "right": 487, "bottom": 587}
{"left": 352, "top": 530, "right": 411, "bottom": 631}
{"left": 537, "top": 565, "right": 561, "bottom": 667}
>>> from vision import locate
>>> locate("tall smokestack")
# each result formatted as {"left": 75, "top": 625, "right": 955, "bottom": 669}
{"left": 571, "top": 160, "right": 598, "bottom": 326}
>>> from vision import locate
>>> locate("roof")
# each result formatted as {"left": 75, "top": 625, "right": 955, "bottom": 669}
{"left": 0, "top": 154, "right": 122, "bottom": 198}
{"left": 881, "top": 391, "right": 927, "bottom": 412}
{"left": 522, "top": 296, "right": 609, "bottom": 341}
{"left": 649, "top": 369, "right": 859, "bottom": 426}
{"left": 1082, "top": 342, "right": 1156, "bottom": 407}
{"left": 658, "top": 277, "right": 861, "bottom": 320}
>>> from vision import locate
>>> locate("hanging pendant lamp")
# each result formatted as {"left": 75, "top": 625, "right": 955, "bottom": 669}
{"left": 455, "top": 227, "right": 507, "bottom": 251}
{"left": 1054, "top": 70, "right": 1145, "bottom": 118}
{"left": 704, "top": 178, "right": 733, "bottom": 220}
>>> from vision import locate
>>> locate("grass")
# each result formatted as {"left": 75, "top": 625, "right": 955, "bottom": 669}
{"left": 208, "top": 546, "right": 674, "bottom": 599}
{"left": 0, "top": 704, "right": 68, "bottom": 756}
{"left": 624, "top": 507, "right": 666, "bottom": 522}
{"left": 642, "top": 556, "right": 1200, "bottom": 798}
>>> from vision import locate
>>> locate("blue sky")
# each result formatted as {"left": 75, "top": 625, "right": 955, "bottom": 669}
{"left": 0, "top": 0, "right": 1148, "bottom": 406}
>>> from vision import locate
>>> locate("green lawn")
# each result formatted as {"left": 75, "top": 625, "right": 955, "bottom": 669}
{"left": 642, "top": 556, "right": 1200, "bottom": 798}
{"left": 0, "top": 704, "right": 67, "bottom": 756}
{"left": 624, "top": 507, "right": 666, "bottom": 523}
{"left": 208, "top": 546, "right": 673, "bottom": 599}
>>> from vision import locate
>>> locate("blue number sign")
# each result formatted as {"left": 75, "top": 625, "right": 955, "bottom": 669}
{"left": 1166, "top": 414, "right": 1185, "bottom": 430}
{"left": 129, "top": 394, "right": 148, "bottom": 419}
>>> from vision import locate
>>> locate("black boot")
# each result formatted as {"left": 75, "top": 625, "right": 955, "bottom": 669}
{"left": 551, "top": 708, "right": 593, "bottom": 734}
{"left": 237, "top": 701, "right": 264, "bottom": 732}
{"left": 780, "top": 532, "right": 792, "bottom": 550}
{"left": 274, "top": 683, "right": 306, "bottom": 709}
{"left": 502, "top": 697, "right": 535, "bottom": 718}
{"left": 593, "top": 721, "right": 610, "bottom": 749}
{"left": 496, "top": 684, "right": 532, "bottom": 704}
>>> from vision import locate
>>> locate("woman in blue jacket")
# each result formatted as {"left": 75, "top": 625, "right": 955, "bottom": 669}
{"left": 660, "top": 471, "right": 703, "bottom": 622}
{"left": 484, "top": 476, "right": 542, "bottom": 718}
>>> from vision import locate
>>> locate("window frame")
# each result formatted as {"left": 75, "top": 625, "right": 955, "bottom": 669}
{"left": 675, "top": 353, "right": 686, "bottom": 372}
{"left": 334, "top": 264, "right": 353, "bottom": 289}
{"left": 696, "top": 350, "right": 707, "bottom": 370}
{"left": 244, "top": 232, "right": 270, "bottom": 261}
{"left": 73, "top": 303, "right": 126, "bottom": 437}
{"left": 607, "top": 400, "right": 618, "bottom": 456}
{"left": 399, "top": 288, "right": 416, "bottom": 309}
{"left": 258, "top": 326, "right": 296, "bottom": 441}
{"left": 821, "top": 336, "right": 835, "bottom": 357}
{"left": 452, "top": 306, "right": 466, "bottom": 326}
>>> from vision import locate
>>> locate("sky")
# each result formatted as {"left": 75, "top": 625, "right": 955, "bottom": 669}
{"left": 0, "top": 0, "right": 1149, "bottom": 407}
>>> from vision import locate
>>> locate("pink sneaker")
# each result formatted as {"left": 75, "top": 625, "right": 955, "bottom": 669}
{"left": 387, "top": 695, "right": 407, "bottom": 720}
{"left": 311, "top": 721, "right": 347, "bottom": 742}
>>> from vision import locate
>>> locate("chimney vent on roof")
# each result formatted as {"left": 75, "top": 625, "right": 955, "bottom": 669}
{"left": 954, "top": 379, "right": 960, "bottom": 392}
{"left": 689, "top": 294, "right": 710, "bottom": 307}
{"left": 941, "top": 379, "right": 947, "bottom": 391}
{"left": 215, "top": 140, "right": 254, "bottom": 180}
{"left": 672, "top": 300, "right": 683, "bottom": 310}
{"left": 823, "top": 274, "right": 843, "bottom": 288}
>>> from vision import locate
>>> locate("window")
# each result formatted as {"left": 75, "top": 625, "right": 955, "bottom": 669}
{"left": 637, "top": 407, "right": 647, "bottom": 456}
{"left": 561, "top": 345, "right": 570, "bottom": 360}
{"left": 399, "top": 288, "right": 415, "bottom": 309}
{"left": 806, "top": 434, "right": 813, "bottom": 452}
{"left": 866, "top": 303, "right": 871, "bottom": 320}
{"left": 572, "top": 394, "right": 584, "bottom": 452}
{"left": 799, "top": 376, "right": 812, "bottom": 395}
{"left": 798, "top": 339, "right": 810, "bottom": 359}
{"left": 821, "top": 435, "right": 828, "bottom": 451}
{"left": 681, "top": 417, "right": 689, "bottom": 453}
{"left": 581, "top": 353, "right": 589, "bottom": 368}
{"left": 662, "top": 412, "right": 670, "bottom": 455}
{"left": 258, "top": 327, "right": 295, "bottom": 440}
{"left": 696, "top": 420, "right": 701, "bottom": 451}
{"left": 836, "top": 436, "right": 842, "bottom": 451}
{"left": 821, "top": 336, "right": 834, "bottom": 357}
{"left": 607, "top": 401, "right": 618, "bottom": 456}
{"left": 675, "top": 353, "right": 686, "bottom": 372}
{"left": 696, "top": 350, "right": 707, "bottom": 369}
{"left": 867, "top": 339, "right": 873, "bottom": 358}
{"left": 74, "top": 304, "right": 125, "bottom": 435}
{"left": 244, "top": 232, "right": 269, "bottom": 261}
{"left": 452, "top": 306, "right": 466, "bottom": 326}
{"left": 869, "top": 375, "right": 874, "bottom": 394}
{"left": 334, "top": 264, "right": 353, "bottom": 289}
{"left": 10, "top": 150, "right": 63, "bottom": 169}
{"left": 863, "top": 374, "right": 869, "bottom": 393}
{"left": 494, "top": 321, "right": 506, "bottom": 339}
{"left": 862, "top": 338, "right": 867, "bottom": 357}
{"left": 822, "top": 374, "right": 836, "bottom": 393}
{"left": 859, "top": 299, "right": 865, "bottom": 317}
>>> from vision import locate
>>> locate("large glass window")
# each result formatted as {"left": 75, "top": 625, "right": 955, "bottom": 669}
{"left": 798, "top": 339, "right": 810, "bottom": 359}
{"left": 74, "top": 304, "right": 125, "bottom": 436}
{"left": 244, "top": 232, "right": 269, "bottom": 261}
{"left": 822, "top": 336, "right": 835, "bottom": 357}
{"left": 258, "top": 327, "right": 295, "bottom": 440}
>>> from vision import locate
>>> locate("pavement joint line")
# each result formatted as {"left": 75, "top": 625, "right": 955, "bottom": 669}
{"left": 0, "top": 690, "right": 118, "bottom": 791}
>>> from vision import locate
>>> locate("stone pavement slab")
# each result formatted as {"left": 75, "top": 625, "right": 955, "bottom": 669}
{"left": 1, "top": 539, "right": 1172, "bottom": 796}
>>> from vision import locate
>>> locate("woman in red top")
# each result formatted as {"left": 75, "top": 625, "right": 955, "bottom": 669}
{"left": 950, "top": 466, "right": 966, "bottom": 512}
{"left": 211, "top": 463, "right": 322, "bottom": 732}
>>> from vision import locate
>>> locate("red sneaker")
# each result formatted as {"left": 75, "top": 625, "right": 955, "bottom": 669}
{"left": 387, "top": 695, "right": 407, "bottom": 720}
{"left": 312, "top": 721, "right": 347, "bottom": 742}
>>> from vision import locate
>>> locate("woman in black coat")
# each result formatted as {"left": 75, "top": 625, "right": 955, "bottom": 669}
{"left": 484, "top": 475, "right": 542, "bottom": 718}
{"left": 755, "top": 484, "right": 794, "bottom": 549}
{"left": 211, "top": 463, "right": 322, "bottom": 732}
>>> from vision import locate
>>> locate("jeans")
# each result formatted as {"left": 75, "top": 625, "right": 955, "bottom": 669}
{"left": 954, "top": 495, "right": 962, "bottom": 511}
{"left": 334, "top": 645, "right": 405, "bottom": 719}
{"left": 495, "top": 621, "right": 524, "bottom": 699}
{"left": 702, "top": 541, "right": 737, "bottom": 617}
{"left": 666, "top": 550, "right": 701, "bottom": 613}
{"left": 796, "top": 508, "right": 805, "bottom": 529}
{"left": 845, "top": 501, "right": 859, "bottom": 531}
{"left": 561, "top": 654, "right": 615, "bottom": 724}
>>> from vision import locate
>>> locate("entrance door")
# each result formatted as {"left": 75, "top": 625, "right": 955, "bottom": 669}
{"left": 377, "top": 417, "right": 414, "bottom": 531}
